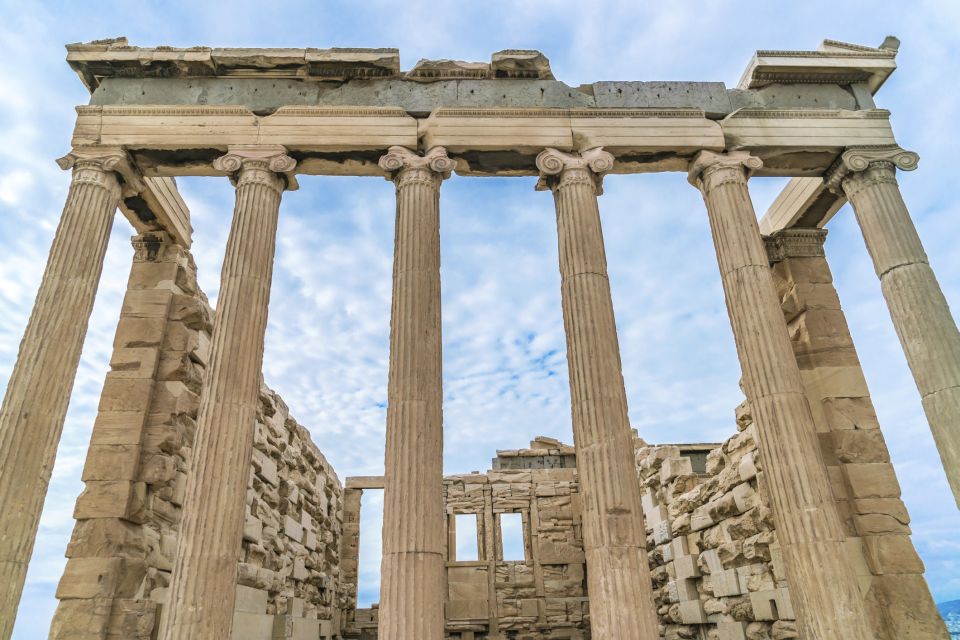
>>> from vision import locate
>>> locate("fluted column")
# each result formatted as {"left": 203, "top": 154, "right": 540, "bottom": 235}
{"left": 826, "top": 146, "right": 960, "bottom": 508}
{"left": 159, "top": 146, "right": 295, "bottom": 640}
{"left": 0, "top": 147, "right": 137, "bottom": 639}
{"left": 689, "top": 151, "right": 873, "bottom": 640}
{"left": 377, "top": 146, "right": 454, "bottom": 640}
{"left": 536, "top": 147, "right": 659, "bottom": 639}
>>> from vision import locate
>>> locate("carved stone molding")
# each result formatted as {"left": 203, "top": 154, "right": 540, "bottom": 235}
{"left": 379, "top": 146, "right": 456, "bottom": 188}
{"left": 535, "top": 147, "right": 614, "bottom": 194}
{"left": 56, "top": 145, "right": 144, "bottom": 197}
{"left": 131, "top": 230, "right": 180, "bottom": 263}
{"left": 823, "top": 144, "right": 919, "bottom": 196}
{"left": 764, "top": 228, "right": 828, "bottom": 264}
{"left": 213, "top": 145, "right": 298, "bottom": 192}
{"left": 687, "top": 150, "right": 763, "bottom": 191}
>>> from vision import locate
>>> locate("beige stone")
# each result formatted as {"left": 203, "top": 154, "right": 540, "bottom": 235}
{"left": 378, "top": 146, "right": 453, "bottom": 640}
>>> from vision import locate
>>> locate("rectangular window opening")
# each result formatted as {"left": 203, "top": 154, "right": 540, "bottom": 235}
{"left": 454, "top": 513, "right": 480, "bottom": 561}
{"left": 499, "top": 512, "right": 526, "bottom": 562}
{"left": 357, "top": 489, "right": 383, "bottom": 607}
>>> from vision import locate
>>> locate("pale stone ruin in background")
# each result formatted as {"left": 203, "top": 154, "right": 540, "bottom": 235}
{"left": 0, "top": 35, "right": 956, "bottom": 639}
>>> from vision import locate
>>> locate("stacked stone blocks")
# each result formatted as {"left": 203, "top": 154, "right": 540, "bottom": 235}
{"left": 50, "top": 234, "right": 345, "bottom": 640}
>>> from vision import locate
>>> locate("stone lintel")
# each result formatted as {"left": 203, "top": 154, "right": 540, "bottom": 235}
{"left": 120, "top": 177, "right": 192, "bottom": 248}
{"left": 759, "top": 177, "right": 846, "bottom": 235}
{"left": 345, "top": 476, "right": 385, "bottom": 490}
{"left": 71, "top": 104, "right": 902, "bottom": 178}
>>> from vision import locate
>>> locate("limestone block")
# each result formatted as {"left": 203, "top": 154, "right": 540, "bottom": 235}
{"left": 737, "top": 454, "right": 757, "bottom": 485}
{"left": 244, "top": 514, "right": 263, "bottom": 543}
{"left": 661, "top": 457, "right": 694, "bottom": 484}
{"left": 48, "top": 597, "right": 114, "bottom": 640}
{"left": 666, "top": 579, "right": 698, "bottom": 603}
{"left": 121, "top": 289, "right": 172, "bottom": 318}
{"left": 74, "top": 480, "right": 147, "bottom": 523}
{"left": 81, "top": 444, "right": 142, "bottom": 482}
{"left": 711, "top": 569, "right": 743, "bottom": 597}
{"left": 539, "top": 540, "right": 585, "bottom": 565}
{"left": 654, "top": 520, "right": 673, "bottom": 544}
{"left": 230, "top": 611, "right": 273, "bottom": 639}
{"left": 646, "top": 503, "right": 669, "bottom": 526}
{"left": 56, "top": 557, "right": 146, "bottom": 600}
{"left": 109, "top": 346, "right": 161, "bottom": 379}
{"left": 821, "top": 396, "right": 880, "bottom": 431}
{"left": 446, "top": 599, "right": 489, "bottom": 620}
{"left": 65, "top": 519, "right": 146, "bottom": 559}
{"left": 89, "top": 412, "right": 149, "bottom": 447}
{"left": 749, "top": 588, "right": 795, "bottom": 621}
{"left": 690, "top": 506, "right": 714, "bottom": 532}
{"left": 675, "top": 555, "right": 701, "bottom": 580}
{"left": 717, "top": 621, "right": 748, "bottom": 640}
{"left": 98, "top": 378, "right": 154, "bottom": 414}
{"left": 732, "top": 483, "right": 758, "bottom": 513}
{"left": 864, "top": 534, "right": 925, "bottom": 574}
{"left": 699, "top": 548, "right": 723, "bottom": 574}
{"left": 678, "top": 599, "right": 708, "bottom": 624}
{"left": 845, "top": 462, "right": 901, "bottom": 498}
{"left": 830, "top": 429, "right": 889, "bottom": 464}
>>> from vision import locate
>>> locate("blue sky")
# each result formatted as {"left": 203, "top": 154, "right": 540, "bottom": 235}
{"left": 1, "top": 1, "right": 958, "bottom": 636}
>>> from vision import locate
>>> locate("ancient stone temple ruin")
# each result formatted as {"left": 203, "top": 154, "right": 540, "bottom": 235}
{"left": 0, "top": 36, "right": 956, "bottom": 640}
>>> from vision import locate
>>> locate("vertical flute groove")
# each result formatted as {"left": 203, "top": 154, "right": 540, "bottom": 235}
{"left": 693, "top": 154, "right": 872, "bottom": 640}
{"left": 844, "top": 163, "right": 960, "bottom": 507}
{"left": 0, "top": 164, "right": 120, "bottom": 640}
{"left": 540, "top": 151, "right": 660, "bottom": 640}
{"left": 379, "top": 155, "right": 446, "bottom": 640}
{"left": 160, "top": 161, "right": 285, "bottom": 640}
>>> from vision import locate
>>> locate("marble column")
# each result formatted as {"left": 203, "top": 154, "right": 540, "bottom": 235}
{"left": 826, "top": 146, "right": 960, "bottom": 508}
{"left": 536, "top": 147, "right": 659, "bottom": 639}
{"left": 377, "top": 146, "right": 454, "bottom": 640}
{"left": 689, "top": 151, "right": 873, "bottom": 640}
{"left": 0, "top": 147, "right": 137, "bottom": 639}
{"left": 159, "top": 146, "right": 295, "bottom": 640}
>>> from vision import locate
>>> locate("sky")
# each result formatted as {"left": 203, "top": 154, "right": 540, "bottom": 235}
{"left": 1, "top": 1, "right": 959, "bottom": 636}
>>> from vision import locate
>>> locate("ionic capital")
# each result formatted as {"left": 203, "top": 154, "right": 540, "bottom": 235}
{"left": 56, "top": 146, "right": 144, "bottom": 197}
{"left": 379, "top": 146, "right": 456, "bottom": 188}
{"left": 535, "top": 147, "right": 614, "bottom": 195}
{"left": 213, "top": 145, "right": 298, "bottom": 193}
{"left": 687, "top": 150, "right": 762, "bottom": 192}
{"left": 823, "top": 145, "right": 919, "bottom": 197}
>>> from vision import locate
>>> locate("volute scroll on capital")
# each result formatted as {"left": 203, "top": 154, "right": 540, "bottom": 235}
{"left": 56, "top": 146, "right": 146, "bottom": 197}
{"left": 687, "top": 150, "right": 763, "bottom": 191}
{"left": 212, "top": 145, "right": 299, "bottom": 192}
{"left": 823, "top": 144, "right": 919, "bottom": 196}
{"left": 535, "top": 147, "right": 614, "bottom": 194}
{"left": 378, "top": 146, "right": 457, "bottom": 186}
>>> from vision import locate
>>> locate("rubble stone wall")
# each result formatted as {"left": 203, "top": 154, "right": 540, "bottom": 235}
{"left": 638, "top": 421, "right": 799, "bottom": 640}
{"left": 443, "top": 436, "right": 588, "bottom": 640}
{"left": 50, "top": 232, "right": 345, "bottom": 640}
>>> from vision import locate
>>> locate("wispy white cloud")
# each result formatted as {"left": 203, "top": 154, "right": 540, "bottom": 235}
{"left": 2, "top": 2, "right": 959, "bottom": 636}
